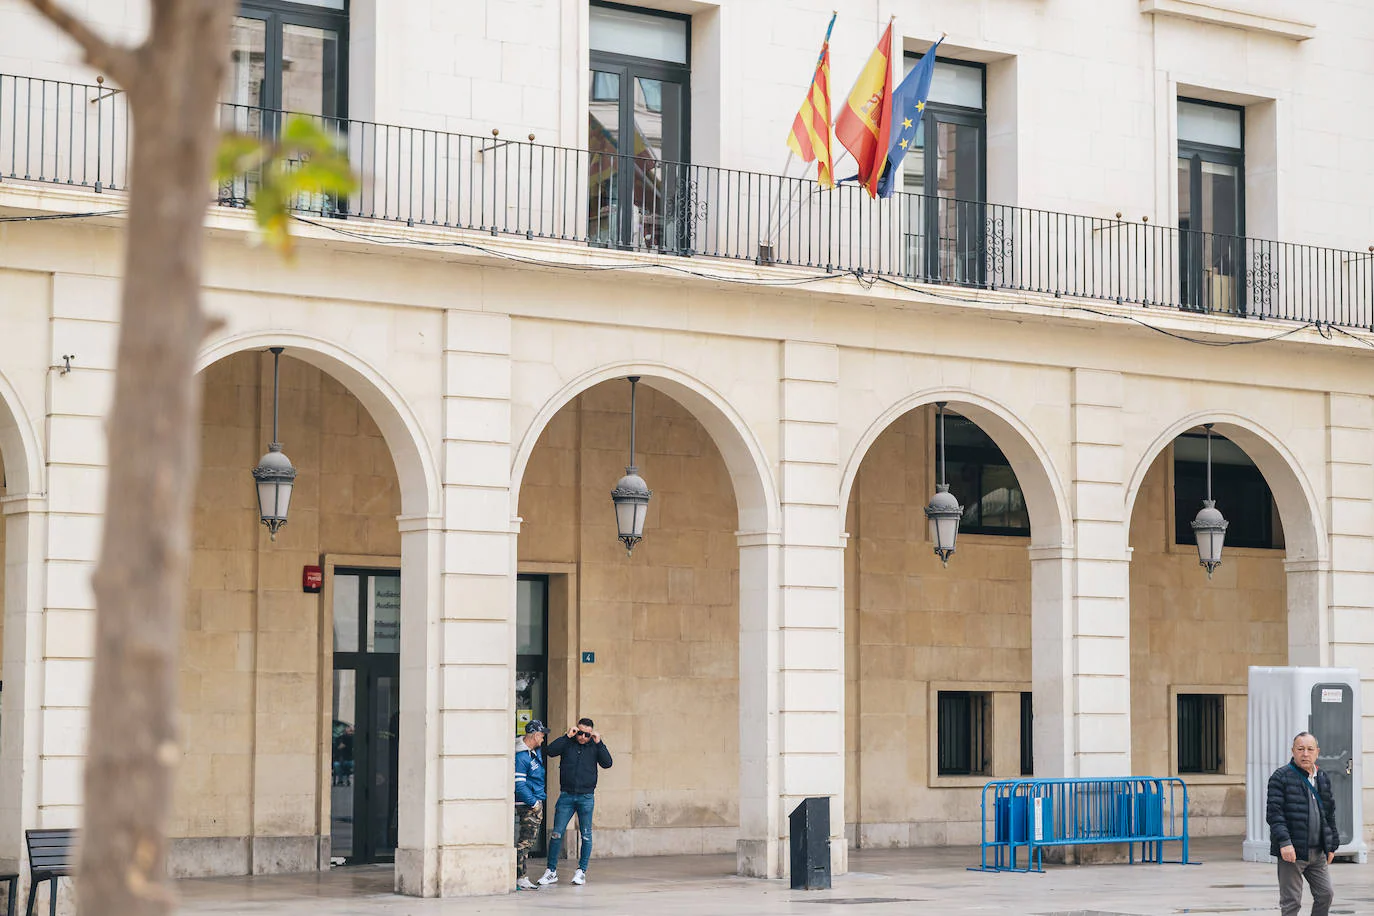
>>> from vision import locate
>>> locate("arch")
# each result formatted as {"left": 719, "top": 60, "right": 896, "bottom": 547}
{"left": 0, "top": 368, "right": 43, "bottom": 497}
{"left": 196, "top": 331, "right": 441, "bottom": 518}
{"left": 839, "top": 388, "right": 1072, "bottom": 548}
{"left": 1123, "top": 411, "right": 1325, "bottom": 562}
{"left": 511, "top": 361, "right": 780, "bottom": 535}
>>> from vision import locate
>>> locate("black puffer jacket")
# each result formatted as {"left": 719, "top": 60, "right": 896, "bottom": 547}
{"left": 546, "top": 734, "right": 612, "bottom": 794}
{"left": 1267, "top": 760, "right": 1338, "bottom": 859}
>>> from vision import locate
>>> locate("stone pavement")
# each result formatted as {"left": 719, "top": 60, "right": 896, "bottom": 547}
{"left": 175, "top": 838, "right": 1374, "bottom": 915}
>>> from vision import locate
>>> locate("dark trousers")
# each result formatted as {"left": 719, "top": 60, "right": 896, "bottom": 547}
{"left": 514, "top": 803, "right": 543, "bottom": 878}
{"left": 1278, "top": 850, "right": 1333, "bottom": 916}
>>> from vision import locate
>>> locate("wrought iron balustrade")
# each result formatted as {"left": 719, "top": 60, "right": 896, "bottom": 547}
{"left": 3, "top": 72, "right": 1372, "bottom": 331}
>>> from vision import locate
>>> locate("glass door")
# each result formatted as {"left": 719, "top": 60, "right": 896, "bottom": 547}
{"left": 588, "top": 4, "right": 689, "bottom": 252}
{"left": 515, "top": 575, "right": 549, "bottom": 856}
{"left": 1177, "top": 100, "right": 1244, "bottom": 314}
{"left": 899, "top": 56, "right": 985, "bottom": 285}
{"left": 331, "top": 568, "right": 400, "bottom": 865}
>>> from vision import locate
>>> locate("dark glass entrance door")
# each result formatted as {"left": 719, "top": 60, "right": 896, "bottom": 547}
{"left": 331, "top": 568, "right": 400, "bottom": 865}
{"left": 515, "top": 575, "right": 549, "bottom": 855}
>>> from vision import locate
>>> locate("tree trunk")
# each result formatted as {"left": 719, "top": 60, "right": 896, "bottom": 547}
{"left": 74, "top": 4, "right": 234, "bottom": 915}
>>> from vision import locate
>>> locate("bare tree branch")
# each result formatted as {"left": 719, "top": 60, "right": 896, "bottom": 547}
{"left": 22, "top": 0, "right": 137, "bottom": 88}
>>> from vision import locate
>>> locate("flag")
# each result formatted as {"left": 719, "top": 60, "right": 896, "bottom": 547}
{"left": 877, "top": 36, "right": 942, "bottom": 198}
{"left": 787, "top": 13, "right": 837, "bottom": 190}
{"left": 835, "top": 19, "right": 895, "bottom": 198}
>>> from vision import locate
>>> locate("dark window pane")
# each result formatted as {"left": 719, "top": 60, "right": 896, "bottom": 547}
{"left": 941, "top": 415, "right": 1029, "bottom": 537}
{"left": 938, "top": 691, "right": 990, "bottom": 777}
{"left": 1178, "top": 694, "right": 1225, "bottom": 775}
{"left": 1020, "top": 692, "right": 1033, "bottom": 776}
{"left": 1173, "top": 434, "right": 1281, "bottom": 549}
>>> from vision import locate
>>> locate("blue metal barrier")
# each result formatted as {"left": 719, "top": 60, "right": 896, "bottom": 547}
{"left": 972, "top": 777, "right": 1191, "bottom": 873}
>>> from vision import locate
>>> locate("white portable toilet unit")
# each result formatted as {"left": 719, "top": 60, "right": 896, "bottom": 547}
{"left": 1244, "top": 666, "right": 1367, "bottom": 863}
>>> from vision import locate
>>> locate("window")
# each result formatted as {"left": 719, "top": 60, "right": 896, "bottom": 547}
{"left": 1020, "top": 692, "right": 1033, "bottom": 776}
{"left": 225, "top": 0, "right": 348, "bottom": 120}
{"left": 942, "top": 413, "right": 1030, "bottom": 537}
{"left": 1177, "top": 693, "right": 1225, "bottom": 775}
{"left": 1172, "top": 433, "right": 1283, "bottom": 549}
{"left": 937, "top": 690, "right": 991, "bottom": 776}
{"left": 1178, "top": 99, "right": 1243, "bottom": 314}
{"left": 899, "top": 55, "right": 986, "bottom": 284}
{"left": 588, "top": 3, "right": 690, "bottom": 252}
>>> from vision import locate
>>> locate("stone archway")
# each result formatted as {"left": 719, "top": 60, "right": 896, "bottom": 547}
{"left": 512, "top": 362, "right": 779, "bottom": 875}
{"left": 186, "top": 335, "right": 441, "bottom": 891}
{"left": 839, "top": 391, "right": 1071, "bottom": 847}
{"left": 1123, "top": 413, "right": 1325, "bottom": 837}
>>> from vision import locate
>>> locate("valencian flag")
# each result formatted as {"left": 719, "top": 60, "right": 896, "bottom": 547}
{"left": 835, "top": 18, "right": 895, "bottom": 198}
{"left": 786, "top": 12, "right": 838, "bottom": 189}
{"left": 876, "top": 36, "right": 942, "bottom": 198}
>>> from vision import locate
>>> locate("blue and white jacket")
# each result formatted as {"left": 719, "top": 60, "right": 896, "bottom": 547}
{"left": 514, "top": 738, "right": 546, "bottom": 807}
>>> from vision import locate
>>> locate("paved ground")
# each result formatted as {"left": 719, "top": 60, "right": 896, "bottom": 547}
{"left": 175, "top": 838, "right": 1374, "bottom": 915}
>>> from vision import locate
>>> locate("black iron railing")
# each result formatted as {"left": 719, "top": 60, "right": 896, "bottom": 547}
{"left": 4, "top": 73, "right": 1373, "bottom": 330}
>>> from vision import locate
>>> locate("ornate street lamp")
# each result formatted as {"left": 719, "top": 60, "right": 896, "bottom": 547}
{"left": 925, "top": 401, "right": 964, "bottom": 567}
{"left": 252, "top": 347, "right": 297, "bottom": 541}
{"left": 610, "top": 376, "right": 652, "bottom": 556}
{"left": 1190, "top": 423, "right": 1229, "bottom": 579}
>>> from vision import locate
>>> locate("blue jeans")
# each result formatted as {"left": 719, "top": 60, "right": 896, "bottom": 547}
{"left": 546, "top": 792, "right": 595, "bottom": 872}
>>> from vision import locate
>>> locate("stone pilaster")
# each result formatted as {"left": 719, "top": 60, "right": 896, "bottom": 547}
{"left": 738, "top": 341, "right": 845, "bottom": 878}
{"left": 412, "top": 309, "right": 516, "bottom": 896}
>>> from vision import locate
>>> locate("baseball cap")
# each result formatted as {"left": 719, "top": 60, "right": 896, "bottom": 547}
{"left": 525, "top": 719, "right": 549, "bottom": 735}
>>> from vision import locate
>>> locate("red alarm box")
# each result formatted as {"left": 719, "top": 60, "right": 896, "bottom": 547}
{"left": 303, "top": 565, "right": 323, "bottom": 593}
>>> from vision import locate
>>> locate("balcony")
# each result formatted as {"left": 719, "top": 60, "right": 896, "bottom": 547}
{"left": 3, "top": 72, "right": 1372, "bottom": 331}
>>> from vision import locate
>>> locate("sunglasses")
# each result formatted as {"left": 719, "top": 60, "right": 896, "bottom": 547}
{"left": 576, "top": 730, "right": 594, "bottom": 738}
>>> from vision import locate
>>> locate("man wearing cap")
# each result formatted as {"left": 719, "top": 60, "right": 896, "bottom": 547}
{"left": 514, "top": 719, "right": 549, "bottom": 891}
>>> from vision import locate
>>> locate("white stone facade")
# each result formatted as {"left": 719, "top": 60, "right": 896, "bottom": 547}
{"left": 0, "top": 0, "right": 1370, "bottom": 899}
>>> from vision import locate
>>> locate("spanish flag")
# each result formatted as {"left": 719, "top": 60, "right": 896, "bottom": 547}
{"left": 835, "top": 19, "right": 894, "bottom": 198}
{"left": 786, "top": 13, "right": 837, "bottom": 190}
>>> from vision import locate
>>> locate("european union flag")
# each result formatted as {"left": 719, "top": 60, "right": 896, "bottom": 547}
{"left": 876, "top": 37, "right": 943, "bottom": 199}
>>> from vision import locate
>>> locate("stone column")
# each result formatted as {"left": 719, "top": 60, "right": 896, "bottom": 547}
{"left": 1318, "top": 393, "right": 1371, "bottom": 671}
{"left": 411, "top": 309, "right": 517, "bottom": 896}
{"left": 738, "top": 342, "right": 845, "bottom": 878}
{"left": 0, "top": 495, "right": 47, "bottom": 873}
{"left": 37, "top": 275, "right": 119, "bottom": 833}
{"left": 393, "top": 513, "right": 443, "bottom": 895}
{"left": 1034, "top": 369, "right": 1131, "bottom": 778}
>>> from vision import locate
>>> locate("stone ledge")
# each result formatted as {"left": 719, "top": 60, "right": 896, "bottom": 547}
{"left": 1139, "top": 0, "right": 1314, "bottom": 41}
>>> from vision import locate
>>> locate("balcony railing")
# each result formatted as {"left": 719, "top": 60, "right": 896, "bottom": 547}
{"left": 4, "top": 73, "right": 1373, "bottom": 331}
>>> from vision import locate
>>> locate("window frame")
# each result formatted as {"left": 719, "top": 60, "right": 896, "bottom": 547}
{"left": 1176, "top": 692, "right": 1226, "bottom": 776}
{"left": 900, "top": 53, "right": 987, "bottom": 204}
{"left": 936, "top": 690, "right": 992, "bottom": 777}
{"left": 236, "top": 0, "right": 350, "bottom": 117}
{"left": 1177, "top": 97, "right": 1245, "bottom": 313}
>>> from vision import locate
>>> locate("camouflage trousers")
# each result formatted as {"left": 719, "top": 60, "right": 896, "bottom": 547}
{"left": 514, "top": 802, "right": 543, "bottom": 878}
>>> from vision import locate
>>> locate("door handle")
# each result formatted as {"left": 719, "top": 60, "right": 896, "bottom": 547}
{"left": 1347, "top": 759, "right": 1353, "bottom": 776}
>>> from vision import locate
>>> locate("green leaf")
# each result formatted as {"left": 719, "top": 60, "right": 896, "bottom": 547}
{"left": 215, "top": 115, "right": 358, "bottom": 255}
{"left": 215, "top": 134, "right": 267, "bottom": 183}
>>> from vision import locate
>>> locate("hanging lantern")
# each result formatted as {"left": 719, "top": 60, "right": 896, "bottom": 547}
{"left": 610, "top": 376, "right": 652, "bottom": 555}
{"left": 1190, "top": 423, "right": 1228, "bottom": 578}
{"left": 924, "top": 401, "right": 964, "bottom": 566}
{"left": 252, "top": 347, "right": 297, "bottom": 540}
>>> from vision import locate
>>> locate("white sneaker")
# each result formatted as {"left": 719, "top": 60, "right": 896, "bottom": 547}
{"left": 572, "top": 869, "right": 586, "bottom": 885}
{"left": 516, "top": 877, "right": 539, "bottom": 891}
{"left": 537, "top": 868, "right": 558, "bottom": 885}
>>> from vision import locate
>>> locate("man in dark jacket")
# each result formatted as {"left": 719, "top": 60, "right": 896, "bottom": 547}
{"left": 1267, "top": 731, "right": 1339, "bottom": 916}
{"left": 536, "top": 717, "right": 613, "bottom": 887}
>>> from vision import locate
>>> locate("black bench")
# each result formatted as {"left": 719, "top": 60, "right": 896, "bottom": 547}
{"left": 24, "top": 830, "right": 74, "bottom": 916}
